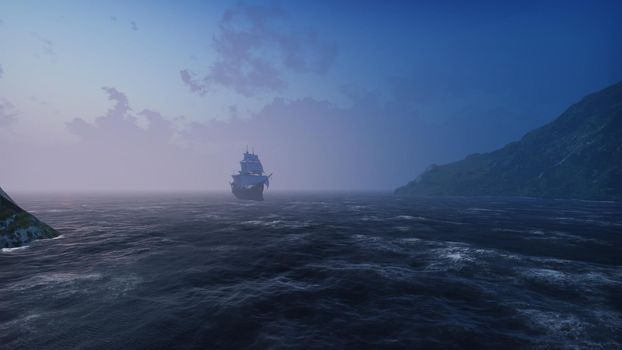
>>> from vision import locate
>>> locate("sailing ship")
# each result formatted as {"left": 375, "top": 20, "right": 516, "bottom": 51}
{"left": 230, "top": 149, "right": 271, "bottom": 201}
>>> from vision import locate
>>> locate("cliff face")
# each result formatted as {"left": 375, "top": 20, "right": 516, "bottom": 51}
{"left": 0, "top": 187, "right": 59, "bottom": 248}
{"left": 396, "top": 81, "right": 622, "bottom": 201}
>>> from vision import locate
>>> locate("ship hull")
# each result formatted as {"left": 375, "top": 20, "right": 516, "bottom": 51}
{"left": 231, "top": 183, "right": 264, "bottom": 201}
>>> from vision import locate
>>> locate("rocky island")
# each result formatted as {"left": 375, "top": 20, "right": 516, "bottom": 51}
{"left": 0, "top": 186, "right": 59, "bottom": 248}
{"left": 396, "top": 81, "right": 622, "bottom": 201}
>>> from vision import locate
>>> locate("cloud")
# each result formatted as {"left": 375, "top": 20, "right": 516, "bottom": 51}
{"left": 0, "top": 99, "right": 17, "bottom": 128}
{"left": 0, "top": 78, "right": 530, "bottom": 191}
{"left": 67, "top": 87, "right": 173, "bottom": 145}
{"left": 57, "top": 87, "right": 205, "bottom": 190}
{"left": 131, "top": 20, "right": 138, "bottom": 31}
{"left": 179, "top": 69, "right": 207, "bottom": 95}
{"left": 3, "top": 85, "right": 415, "bottom": 191}
{"left": 103, "top": 87, "right": 130, "bottom": 115}
{"left": 32, "top": 33, "right": 55, "bottom": 57}
{"left": 180, "top": 3, "right": 337, "bottom": 96}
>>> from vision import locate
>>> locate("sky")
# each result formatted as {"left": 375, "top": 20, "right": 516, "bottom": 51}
{"left": 0, "top": 0, "right": 621, "bottom": 191}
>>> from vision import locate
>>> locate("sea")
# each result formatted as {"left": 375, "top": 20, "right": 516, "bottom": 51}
{"left": 1, "top": 193, "right": 621, "bottom": 349}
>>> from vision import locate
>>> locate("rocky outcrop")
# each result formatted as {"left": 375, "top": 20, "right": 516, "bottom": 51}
{"left": 396, "top": 81, "right": 622, "bottom": 201}
{"left": 0, "top": 186, "right": 59, "bottom": 248}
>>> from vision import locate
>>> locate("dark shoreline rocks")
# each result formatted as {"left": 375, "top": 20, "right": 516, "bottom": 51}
{"left": 396, "top": 81, "right": 622, "bottom": 201}
{"left": 0, "top": 187, "right": 59, "bottom": 248}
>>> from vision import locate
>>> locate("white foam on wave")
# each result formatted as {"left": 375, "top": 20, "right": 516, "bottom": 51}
{"left": 1, "top": 245, "right": 29, "bottom": 253}
{"left": 445, "top": 252, "right": 466, "bottom": 261}
{"left": 242, "top": 219, "right": 310, "bottom": 229}
{"left": 104, "top": 274, "right": 142, "bottom": 297}
{"left": 242, "top": 220, "right": 264, "bottom": 225}
{"left": 423, "top": 244, "right": 500, "bottom": 272}
{"left": 518, "top": 309, "right": 594, "bottom": 349}
{"left": 523, "top": 230, "right": 606, "bottom": 244}
{"left": 352, "top": 234, "right": 381, "bottom": 242}
{"left": 393, "top": 215, "right": 428, "bottom": 221}
{"left": 0, "top": 313, "right": 42, "bottom": 334}
{"left": 126, "top": 205, "right": 166, "bottom": 211}
{"left": 492, "top": 228, "right": 527, "bottom": 234}
{"left": 347, "top": 205, "right": 368, "bottom": 212}
{"left": 350, "top": 234, "right": 407, "bottom": 254}
{"left": 519, "top": 265, "right": 622, "bottom": 295}
{"left": 6, "top": 272, "right": 142, "bottom": 299}
{"left": 360, "top": 215, "right": 382, "bottom": 222}
{"left": 308, "top": 260, "right": 415, "bottom": 282}
{"left": 579, "top": 270, "right": 622, "bottom": 287}
{"left": 439, "top": 246, "right": 476, "bottom": 263}
{"left": 463, "top": 207, "right": 506, "bottom": 214}
{"left": 41, "top": 208, "right": 72, "bottom": 213}
{"left": 206, "top": 275, "right": 321, "bottom": 307}
{"left": 522, "top": 268, "right": 568, "bottom": 285}
{"left": 522, "top": 309, "right": 585, "bottom": 332}
{"left": 9, "top": 272, "right": 104, "bottom": 291}
{"left": 269, "top": 275, "right": 320, "bottom": 291}
{"left": 399, "top": 237, "right": 421, "bottom": 244}
{"left": 193, "top": 213, "right": 223, "bottom": 220}
{"left": 554, "top": 216, "right": 622, "bottom": 227}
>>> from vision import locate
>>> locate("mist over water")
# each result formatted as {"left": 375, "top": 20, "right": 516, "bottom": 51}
{"left": 1, "top": 193, "right": 621, "bottom": 349}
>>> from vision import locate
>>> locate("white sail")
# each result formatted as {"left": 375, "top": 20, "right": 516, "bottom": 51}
{"left": 241, "top": 160, "right": 263, "bottom": 174}
{"left": 240, "top": 152, "right": 264, "bottom": 174}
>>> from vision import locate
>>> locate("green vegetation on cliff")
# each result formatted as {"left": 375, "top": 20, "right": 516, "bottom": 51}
{"left": 0, "top": 188, "right": 59, "bottom": 248}
{"left": 396, "top": 81, "right": 622, "bottom": 201}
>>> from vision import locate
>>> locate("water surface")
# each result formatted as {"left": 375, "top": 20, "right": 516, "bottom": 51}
{"left": 1, "top": 193, "right": 621, "bottom": 349}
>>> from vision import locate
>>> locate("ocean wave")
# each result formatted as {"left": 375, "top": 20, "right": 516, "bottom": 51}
{"left": 193, "top": 213, "right": 223, "bottom": 220}
{"left": 29, "top": 272, "right": 102, "bottom": 284}
{"left": 104, "top": 275, "right": 142, "bottom": 297}
{"left": 1, "top": 194, "right": 620, "bottom": 348}
{"left": 516, "top": 309, "right": 621, "bottom": 349}
{"left": 307, "top": 260, "right": 417, "bottom": 283}
{"left": 393, "top": 215, "right": 420, "bottom": 220}
{"left": 492, "top": 228, "right": 528, "bottom": 233}
{"left": 360, "top": 215, "right": 383, "bottom": 222}
{"left": 521, "top": 268, "right": 569, "bottom": 286}
{"left": 241, "top": 219, "right": 311, "bottom": 229}
{"left": 425, "top": 246, "right": 478, "bottom": 271}
{"left": 350, "top": 234, "right": 409, "bottom": 254}
{"left": 0, "top": 313, "right": 42, "bottom": 333}
{"left": 347, "top": 205, "right": 368, "bottom": 212}
{"left": 6, "top": 273, "right": 104, "bottom": 292}
{"left": 554, "top": 216, "right": 622, "bottom": 227}
{"left": 3, "top": 272, "right": 143, "bottom": 300}
{"left": 1, "top": 245, "right": 30, "bottom": 253}
{"left": 523, "top": 230, "right": 607, "bottom": 244}
{"left": 519, "top": 309, "right": 587, "bottom": 345}
{"left": 398, "top": 237, "right": 422, "bottom": 244}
